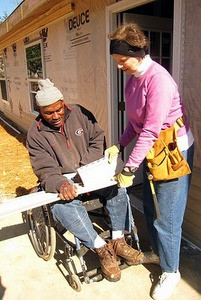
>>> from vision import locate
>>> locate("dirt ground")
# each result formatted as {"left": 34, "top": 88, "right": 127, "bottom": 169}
{"left": 0, "top": 119, "right": 37, "bottom": 201}
{"left": 0, "top": 117, "right": 201, "bottom": 300}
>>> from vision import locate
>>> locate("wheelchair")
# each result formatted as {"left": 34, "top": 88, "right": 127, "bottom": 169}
{"left": 26, "top": 188, "right": 141, "bottom": 292}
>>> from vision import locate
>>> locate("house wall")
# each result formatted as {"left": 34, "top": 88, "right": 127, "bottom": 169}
{"left": 0, "top": 38, "right": 33, "bottom": 130}
{"left": 0, "top": 0, "right": 114, "bottom": 140}
{"left": 182, "top": 0, "right": 201, "bottom": 248}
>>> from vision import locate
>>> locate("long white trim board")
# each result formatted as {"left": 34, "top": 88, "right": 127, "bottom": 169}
{"left": 0, "top": 156, "right": 123, "bottom": 219}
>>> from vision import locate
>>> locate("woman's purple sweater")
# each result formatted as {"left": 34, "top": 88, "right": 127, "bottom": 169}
{"left": 119, "top": 60, "right": 188, "bottom": 168}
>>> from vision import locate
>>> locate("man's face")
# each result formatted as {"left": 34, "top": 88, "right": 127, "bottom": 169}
{"left": 39, "top": 100, "right": 65, "bottom": 128}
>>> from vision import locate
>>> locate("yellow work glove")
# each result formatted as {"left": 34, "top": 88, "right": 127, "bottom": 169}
{"left": 115, "top": 167, "right": 136, "bottom": 188}
{"left": 105, "top": 143, "right": 120, "bottom": 164}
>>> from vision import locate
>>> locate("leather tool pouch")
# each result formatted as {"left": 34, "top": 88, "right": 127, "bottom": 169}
{"left": 146, "top": 125, "right": 191, "bottom": 181}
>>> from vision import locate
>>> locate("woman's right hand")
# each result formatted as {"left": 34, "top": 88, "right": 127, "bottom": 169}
{"left": 115, "top": 172, "right": 135, "bottom": 188}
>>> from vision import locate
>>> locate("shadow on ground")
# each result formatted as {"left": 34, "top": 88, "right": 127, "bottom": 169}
{"left": 0, "top": 277, "right": 6, "bottom": 299}
{"left": 0, "top": 222, "right": 28, "bottom": 242}
{"left": 0, "top": 203, "right": 200, "bottom": 296}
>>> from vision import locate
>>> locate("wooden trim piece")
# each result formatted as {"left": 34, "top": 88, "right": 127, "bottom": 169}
{"left": 187, "top": 196, "right": 201, "bottom": 213}
{"left": 172, "top": 0, "right": 185, "bottom": 92}
{"left": 189, "top": 185, "right": 201, "bottom": 203}
{"left": 106, "top": 0, "right": 154, "bottom": 14}
{"left": 191, "top": 170, "right": 201, "bottom": 188}
{"left": 183, "top": 220, "right": 201, "bottom": 248}
{"left": 185, "top": 208, "right": 201, "bottom": 228}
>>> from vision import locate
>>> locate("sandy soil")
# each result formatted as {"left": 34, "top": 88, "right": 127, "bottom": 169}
{"left": 0, "top": 119, "right": 37, "bottom": 201}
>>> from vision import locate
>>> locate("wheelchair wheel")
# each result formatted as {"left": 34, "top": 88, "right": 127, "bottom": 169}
{"left": 68, "top": 274, "right": 81, "bottom": 292}
{"left": 27, "top": 205, "right": 56, "bottom": 261}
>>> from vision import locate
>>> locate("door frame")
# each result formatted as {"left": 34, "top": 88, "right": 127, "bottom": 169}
{"left": 106, "top": 0, "right": 186, "bottom": 145}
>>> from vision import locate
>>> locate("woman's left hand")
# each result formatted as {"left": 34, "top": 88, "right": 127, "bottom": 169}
{"left": 105, "top": 144, "right": 120, "bottom": 163}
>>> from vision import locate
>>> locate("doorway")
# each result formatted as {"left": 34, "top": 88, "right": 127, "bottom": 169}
{"left": 106, "top": 0, "right": 176, "bottom": 187}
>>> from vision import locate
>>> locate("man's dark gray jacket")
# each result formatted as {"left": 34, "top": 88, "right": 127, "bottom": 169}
{"left": 26, "top": 104, "right": 105, "bottom": 193}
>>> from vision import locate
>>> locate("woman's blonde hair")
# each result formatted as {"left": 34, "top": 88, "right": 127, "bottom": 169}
{"left": 108, "top": 23, "right": 149, "bottom": 50}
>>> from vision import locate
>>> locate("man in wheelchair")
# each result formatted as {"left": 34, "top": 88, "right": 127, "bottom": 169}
{"left": 26, "top": 78, "right": 144, "bottom": 282}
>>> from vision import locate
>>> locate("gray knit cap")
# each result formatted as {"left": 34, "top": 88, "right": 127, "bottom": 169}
{"left": 36, "top": 78, "right": 63, "bottom": 107}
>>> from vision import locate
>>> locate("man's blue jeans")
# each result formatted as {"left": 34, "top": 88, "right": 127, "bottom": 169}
{"left": 143, "top": 143, "right": 194, "bottom": 272}
{"left": 51, "top": 186, "right": 131, "bottom": 249}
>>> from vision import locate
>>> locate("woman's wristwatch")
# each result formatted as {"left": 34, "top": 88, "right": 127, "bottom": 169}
{"left": 122, "top": 166, "right": 138, "bottom": 176}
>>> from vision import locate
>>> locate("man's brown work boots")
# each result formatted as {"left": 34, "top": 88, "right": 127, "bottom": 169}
{"left": 95, "top": 243, "right": 121, "bottom": 282}
{"left": 111, "top": 237, "right": 144, "bottom": 265}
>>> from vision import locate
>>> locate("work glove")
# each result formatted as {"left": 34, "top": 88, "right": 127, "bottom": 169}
{"left": 115, "top": 167, "right": 136, "bottom": 188}
{"left": 105, "top": 143, "right": 121, "bottom": 164}
{"left": 59, "top": 181, "right": 78, "bottom": 201}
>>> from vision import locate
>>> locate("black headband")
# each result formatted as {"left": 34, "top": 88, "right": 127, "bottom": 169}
{"left": 110, "top": 39, "right": 146, "bottom": 58}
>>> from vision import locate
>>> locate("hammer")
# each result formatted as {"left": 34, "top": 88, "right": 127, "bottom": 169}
{"left": 147, "top": 172, "right": 161, "bottom": 219}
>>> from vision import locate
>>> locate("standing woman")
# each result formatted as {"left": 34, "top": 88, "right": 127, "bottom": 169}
{"left": 106, "top": 23, "right": 194, "bottom": 300}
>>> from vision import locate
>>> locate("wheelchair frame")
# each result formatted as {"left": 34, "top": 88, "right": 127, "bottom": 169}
{"left": 26, "top": 193, "right": 140, "bottom": 292}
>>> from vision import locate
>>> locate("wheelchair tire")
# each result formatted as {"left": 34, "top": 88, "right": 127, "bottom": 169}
{"left": 68, "top": 274, "right": 81, "bottom": 292}
{"left": 27, "top": 205, "right": 56, "bottom": 261}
